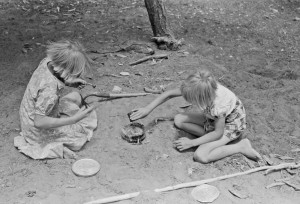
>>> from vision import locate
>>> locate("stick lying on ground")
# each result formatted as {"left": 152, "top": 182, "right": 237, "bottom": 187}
{"left": 81, "top": 92, "right": 152, "bottom": 107}
{"left": 144, "top": 87, "right": 164, "bottom": 94}
{"left": 129, "top": 54, "right": 168, "bottom": 66}
{"left": 83, "top": 162, "right": 300, "bottom": 204}
{"left": 83, "top": 92, "right": 152, "bottom": 101}
{"left": 84, "top": 192, "right": 140, "bottom": 204}
{"left": 154, "top": 162, "right": 300, "bottom": 192}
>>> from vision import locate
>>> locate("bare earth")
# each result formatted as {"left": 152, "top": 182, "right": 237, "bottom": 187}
{"left": 0, "top": 0, "right": 300, "bottom": 203}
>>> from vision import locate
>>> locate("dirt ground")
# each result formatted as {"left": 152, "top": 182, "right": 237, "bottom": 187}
{"left": 0, "top": 0, "right": 300, "bottom": 203}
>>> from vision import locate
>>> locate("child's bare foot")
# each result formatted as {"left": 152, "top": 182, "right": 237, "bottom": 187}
{"left": 63, "top": 147, "right": 78, "bottom": 159}
{"left": 239, "top": 139, "right": 262, "bottom": 162}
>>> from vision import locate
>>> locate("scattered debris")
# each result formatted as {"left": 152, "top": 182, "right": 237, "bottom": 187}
{"left": 134, "top": 72, "right": 143, "bottom": 76}
{"left": 120, "top": 72, "right": 130, "bottom": 76}
{"left": 86, "top": 83, "right": 96, "bottom": 88}
{"left": 25, "top": 190, "right": 36, "bottom": 197}
{"left": 129, "top": 54, "right": 169, "bottom": 66}
{"left": 101, "top": 73, "right": 122, "bottom": 78}
{"left": 282, "top": 181, "right": 300, "bottom": 191}
{"left": 293, "top": 17, "right": 300, "bottom": 21}
{"left": 112, "top": 86, "right": 122, "bottom": 93}
{"left": 161, "top": 154, "right": 169, "bottom": 159}
{"left": 178, "top": 50, "right": 189, "bottom": 57}
{"left": 285, "top": 168, "right": 297, "bottom": 175}
{"left": 244, "top": 158, "right": 255, "bottom": 168}
{"left": 266, "top": 182, "right": 285, "bottom": 189}
{"left": 156, "top": 154, "right": 169, "bottom": 160}
{"left": 88, "top": 42, "right": 154, "bottom": 55}
{"left": 271, "top": 154, "right": 294, "bottom": 161}
{"left": 154, "top": 117, "right": 174, "bottom": 125}
{"left": 188, "top": 167, "right": 194, "bottom": 175}
{"left": 228, "top": 185, "right": 249, "bottom": 199}
{"left": 262, "top": 155, "right": 274, "bottom": 166}
{"left": 291, "top": 148, "right": 300, "bottom": 153}
{"left": 143, "top": 87, "right": 164, "bottom": 94}
{"left": 177, "top": 70, "right": 186, "bottom": 75}
{"left": 115, "top": 53, "right": 127, "bottom": 58}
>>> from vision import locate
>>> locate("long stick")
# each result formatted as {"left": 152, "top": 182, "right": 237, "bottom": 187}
{"left": 129, "top": 54, "right": 168, "bottom": 66}
{"left": 83, "top": 163, "right": 300, "bottom": 204}
{"left": 83, "top": 92, "right": 152, "bottom": 101}
{"left": 154, "top": 162, "right": 300, "bottom": 192}
{"left": 84, "top": 192, "right": 140, "bottom": 204}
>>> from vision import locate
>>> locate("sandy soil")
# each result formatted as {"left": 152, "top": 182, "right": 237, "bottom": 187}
{"left": 0, "top": 0, "right": 300, "bottom": 203}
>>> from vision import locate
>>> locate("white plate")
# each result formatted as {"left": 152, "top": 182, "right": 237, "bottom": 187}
{"left": 191, "top": 184, "right": 220, "bottom": 203}
{"left": 72, "top": 158, "right": 101, "bottom": 177}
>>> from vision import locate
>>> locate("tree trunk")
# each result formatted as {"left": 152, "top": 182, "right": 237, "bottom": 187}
{"left": 144, "top": 0, "right": 182, "bottom": 50}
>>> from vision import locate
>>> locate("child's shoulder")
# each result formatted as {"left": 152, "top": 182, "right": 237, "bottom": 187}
{"left": 216, "top": 83, "right": 236, "bottom": 97}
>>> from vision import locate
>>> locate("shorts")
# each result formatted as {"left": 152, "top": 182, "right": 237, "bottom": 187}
{"left": 204, "top": 99, "right": 246, "bottom": 141}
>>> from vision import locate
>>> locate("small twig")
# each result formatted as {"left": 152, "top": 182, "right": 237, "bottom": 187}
{"left": 144, "top": 87, "right": 163, "bottom": 94}
{"left": 129, "top": 54, "right": 168, "bottom": 66}
{"left": 86, "top": 83, "right": 96, "bottom": 88}
{"left": 275, "top": 177, "right": 294, "bottom": 182}
{"left": 283, "top": 181, "right": 300, "bottom": 191}
{"left": 266, "top": 182, "right": 285, "bottom": 189}
{"left": 154, "top": 117, "right": 174, "bottom": 125}
{"left": 101, "top": 73, "right": 123, "bottom": 78}
{"left": 84, "top": 192, "right": 140, "bottom": 204}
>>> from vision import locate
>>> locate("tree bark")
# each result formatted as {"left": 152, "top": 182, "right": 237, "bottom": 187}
{"left": 144, "top": 0, "right": 182, "bottom": 50}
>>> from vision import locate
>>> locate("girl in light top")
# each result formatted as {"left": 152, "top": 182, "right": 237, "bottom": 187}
{"left": 15, "top": 40, "right": 97, "bottom": 159}
{"left": 130, "top": 70, "right": 261, "bottom": 163}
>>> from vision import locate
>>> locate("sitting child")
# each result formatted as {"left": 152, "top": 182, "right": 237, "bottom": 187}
{"left": 15, "top": 40, "right": 97, "bottom": 159}
{"left": 130, "top": 70, "right": 261, "bottom": 163}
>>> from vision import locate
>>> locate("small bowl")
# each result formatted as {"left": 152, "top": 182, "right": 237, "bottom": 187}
{"left": 121, "top": 122, "right": 145, "bottom": 144}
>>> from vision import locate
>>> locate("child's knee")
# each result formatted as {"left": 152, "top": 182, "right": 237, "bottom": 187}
{"left": 193, "top": 152, "right": 209, "bottom": 164}
{"left": 62, "top": 92, "right": 82, "bottom": 106}
{"left": 174, "top": 114, "right": 185, "bottom": 129}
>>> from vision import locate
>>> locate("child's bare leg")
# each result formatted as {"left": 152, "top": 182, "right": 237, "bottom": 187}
{"left": 174, "top": 113, "right": 206, "bottom": 137}
{"left": 194, "top": 137, "right": 261, "bottom": 164}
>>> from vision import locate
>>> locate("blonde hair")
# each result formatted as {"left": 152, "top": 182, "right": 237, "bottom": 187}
{"left": 46, "top": 40, "right": 91, "bottom": 80}
{"left": 180, "top": 70, "right": 217, "bottom": 110}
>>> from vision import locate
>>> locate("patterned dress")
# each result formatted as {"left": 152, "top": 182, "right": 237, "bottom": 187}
{"left": 15, "top": 58, "right": 97, "bottom": 159}
{"left": 203, "top": 84, "right": 246, "bottom": 141}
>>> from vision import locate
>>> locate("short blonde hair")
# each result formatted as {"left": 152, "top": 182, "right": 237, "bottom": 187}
{"left": 46, "top": 40, "right": 91, "bottom": 80}
{"left": 180, "top": 70, "right": 217, "bottom": 110}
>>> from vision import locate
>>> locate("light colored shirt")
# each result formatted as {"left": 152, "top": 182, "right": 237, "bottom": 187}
{"left": 205, "top": 84, "right": 237, "bottom": 119}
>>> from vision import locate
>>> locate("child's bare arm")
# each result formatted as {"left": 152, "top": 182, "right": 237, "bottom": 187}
{"left": 34, "top": 106, "right": 94, "bottom": 129}
{"left": 144, "top": 88, "right": 181, "bottom": 112}
{"left": 174, "top": 117, "right": 225, "bottom": 151}
{"left": 130, "top": 88, "right": 182, "bottom": 120}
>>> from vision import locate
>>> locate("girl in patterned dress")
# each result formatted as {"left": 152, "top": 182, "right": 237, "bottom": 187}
{"left": 130, "top": 70, "right": 261, "bottom": 163}
{"left": 15, "top": 40, "right": 97, "bottom": 159}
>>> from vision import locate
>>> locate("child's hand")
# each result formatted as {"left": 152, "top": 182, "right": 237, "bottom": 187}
{"left": 173, "top": 137, "right": 194, "bottom": 151}
{"left": 129, "top": 108, "right": 150, "bottom": 121}
{"left": 72, "top": 106, "right": 95, "bottom": 123}
{"left": 65, "top": 78, "right": 87, "bottom": 89}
